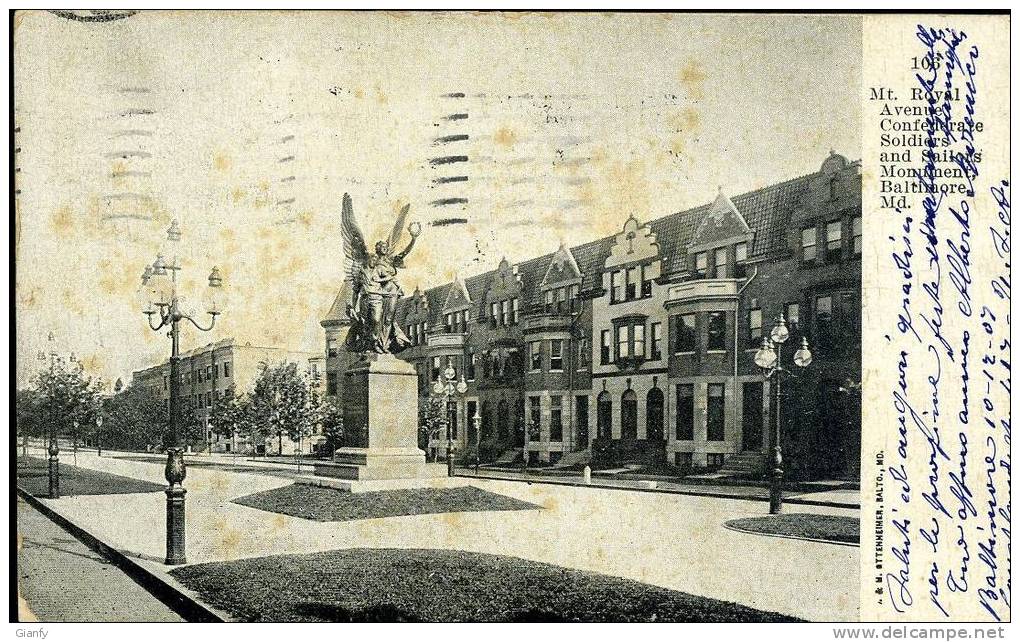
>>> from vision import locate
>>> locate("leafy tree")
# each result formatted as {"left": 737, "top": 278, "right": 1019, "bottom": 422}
{"left": 16, "top": 388, "right": 45, "bottom": 456}
{"left": 101, "top": 385, "right": 167, "bottom": 451}
{"left": 178, "top": 401, "right": 204, "bottom": 451}
{"left": 28, "top": 356, "right": 101, "bottom": 446}
{"left": 418, "top": 396, "right": 446, "bottom": 459}
{"left": 247, "top": 361, "right": 316, "bottom": 454}
{"left": 315, "top": 395, "right": 345, "bottom": 454}
{"left": 207, "top": 387, "right": 255, "bottom": 454}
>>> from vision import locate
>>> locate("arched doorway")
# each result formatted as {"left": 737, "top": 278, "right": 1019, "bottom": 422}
{"left": 646, "top": 388, "right": 664, "bottom": 441}
{"left": 621, "top": 390, "right": 638, "bottom": 439}
{"left": 596, "top": 391, "right": 613, "bottom": 439}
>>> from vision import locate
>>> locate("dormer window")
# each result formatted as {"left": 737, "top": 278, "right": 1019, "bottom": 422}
{"left": 714, "top": 247, "right": 728, "bottom": 279}
{"left": 609, "top": 265, "right": 651, "bottom": 304}
{"left": 625, "top": 266, "right": 639, "bottom": 300}
{"left": 695, "top": 252, "right": 708, "bottom": 276}
{"left": 735, "top": 242, "right": 747, "bottom": 263}
{"left": 801, "top": 227, "right": 817, "bottom": 263}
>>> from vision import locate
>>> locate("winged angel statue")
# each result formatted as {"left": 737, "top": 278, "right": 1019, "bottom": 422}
{"left": 341, "top": 193, "right": 422, "bottom": 354}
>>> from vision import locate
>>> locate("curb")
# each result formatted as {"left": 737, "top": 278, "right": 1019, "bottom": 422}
{"left": 458, "top": 473, "right": 860, "bottom": 510}
{"left": 16, "top": 486, "right": 228, "bottom": 623}
{"left": 722, "top": 522, "right": 860, "bottom": 548}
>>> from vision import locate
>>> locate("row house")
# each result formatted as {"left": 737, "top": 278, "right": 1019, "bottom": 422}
{"left": 321, "top": 151, "right": 862, "bottom": 478}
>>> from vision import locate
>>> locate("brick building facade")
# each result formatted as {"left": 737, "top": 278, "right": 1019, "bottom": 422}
{"left": 322, "top": 152, "right": 862, "bottom": 478}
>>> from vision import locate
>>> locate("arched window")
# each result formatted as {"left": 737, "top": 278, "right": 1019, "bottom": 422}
{"left": 497, "top": 399, "right": 509, "bottom": 440}
{"left": 597, "top": 391, "right": 613, "bottom": 439}
{"left": 646, "top": 388, "right": 664, "bottom": 441}
{"left": 621, "top": 390, "right": 638, "bottom": 439}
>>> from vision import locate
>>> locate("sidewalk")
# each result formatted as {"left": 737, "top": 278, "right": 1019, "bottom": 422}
{"left": 72, "top": 446, "right": 861, "bottom": 509}
{"left": 17, "top": 446, "right": 860, "bottom": 622}
{"left": 16, "top": 496, "right": 184, "bottom": 622}
{"left": 456, "top": 467, "right": 861, "bottom": 509}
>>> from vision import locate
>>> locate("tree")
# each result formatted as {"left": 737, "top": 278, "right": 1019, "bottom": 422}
{"left": 29, "top": 357, "right": 101, "bottom": 447}
{"left": 101, "top": 385, "right": 167, "bottom": 451}
{"left": 247, "top": 361, "right": 317, "bottom": 455}
{"left": 207, "top": 387, "right": 255, "bottom": 454}
{"left": 16, "top": 388, "right": 45, "bottom": 456}
{"left": 418, "top": 396, "right": 446, "bottom": 460}
{"left": 315, "top": 395, "right": 344, "bottom": 455}
{"left": 179, "top": 402, "right": 204, "bottom": 452}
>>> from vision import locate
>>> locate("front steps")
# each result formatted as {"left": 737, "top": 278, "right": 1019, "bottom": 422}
{"left": 716, "top": 451, "right": 766, "bottom": 477}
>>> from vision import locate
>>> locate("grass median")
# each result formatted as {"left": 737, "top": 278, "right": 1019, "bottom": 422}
{"left": 233, "top": 484, "right": 541, "bottom": 522}
{"left": 171, "top": 547, "right": 799, "bottom": 622}
{"left": 725, "top": 513, "right": 859, "bottom": 544}
{"left": 16, "top": 456, "right": 165, "bottom": 497}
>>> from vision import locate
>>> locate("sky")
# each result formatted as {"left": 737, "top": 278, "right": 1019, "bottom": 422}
{"left": 14, "top": 11, "right": 862, "bottom": 388}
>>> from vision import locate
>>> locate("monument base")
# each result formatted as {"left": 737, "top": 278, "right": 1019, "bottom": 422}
{"left": 293, "top": 353, "right": 445, "bottom": 493}
{"left": 296, "top": 464, "right": 457, "bottom": 494}
{"left": 315, "top": 447, "right": 441, "bottom": 481}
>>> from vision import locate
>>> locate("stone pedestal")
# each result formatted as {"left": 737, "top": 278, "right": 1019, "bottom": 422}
{"left": 317, "top": 354, "right": 441, "bottom": 483}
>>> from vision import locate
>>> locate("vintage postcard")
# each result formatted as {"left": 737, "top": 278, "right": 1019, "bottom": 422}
{"left": 10, "top": 7, "right": 1011, "bottom": 632}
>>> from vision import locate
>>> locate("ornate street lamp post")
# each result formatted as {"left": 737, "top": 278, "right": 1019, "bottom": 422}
{"left": 753, "top": 313, "right": 813, "bottom": 514}
{"left": 473, "top": 410, "right": 481, "bottom": 475}
{"left": 36, "top": 334, "right": 72, "bottom": 499}
{"left": 95, "top": 411, "right": 104, "bottom": 458}
{"left": 139, "top": 219, "right": 224, "bottom": 565}
{"left": 524, "top": 420, "right": 536, "bottom": 475}
{"left": 433, "top": 359, "right": 467, "bottom": 477}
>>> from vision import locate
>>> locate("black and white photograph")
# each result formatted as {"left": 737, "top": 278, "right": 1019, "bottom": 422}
{"left": 10, "top": 7, "right": 1011, "bottom": 629}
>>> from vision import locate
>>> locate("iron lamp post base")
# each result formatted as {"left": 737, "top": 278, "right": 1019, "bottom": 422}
{"left": 769, "top": 446, "right": 784, "bottom": 515}
{"left": 165, "top": 486, "right": 187, "bottom": 565}
{"left": 164, "top": 447, "right": 187, "bottom": 565}
{"left": 48, "top": 441, "right": 60, "bottom": 499}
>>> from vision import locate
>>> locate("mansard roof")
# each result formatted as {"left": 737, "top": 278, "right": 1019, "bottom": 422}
{"left": 389, "top": 157, "right": 858, "bottom": 322}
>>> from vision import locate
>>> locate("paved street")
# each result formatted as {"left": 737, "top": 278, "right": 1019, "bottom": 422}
{"left": 21, "top": 447, "right": 859, "bottom": 621}
{"left": 16, "top": 496, "right": 183, "bottom": 622}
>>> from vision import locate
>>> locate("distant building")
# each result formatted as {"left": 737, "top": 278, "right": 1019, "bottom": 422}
{"left": 323, "top": 152, "right": 862, "bottom": 479}
{"left": 131, "top": 338, "right": 321, "bottom": 455}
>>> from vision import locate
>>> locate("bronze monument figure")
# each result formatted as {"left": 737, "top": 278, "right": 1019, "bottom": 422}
{"left": 340, "top": 193, "right": 421, "bottom": 355}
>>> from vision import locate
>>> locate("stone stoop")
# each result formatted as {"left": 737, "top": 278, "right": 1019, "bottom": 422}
{"left": 493, "top": 448, "right": 522, "bottom": 465}
{"left": 716, "top": 451, "right": 766, "bottom": 477}
{"left": 554, "top": 449, "right": 591, "bottom": 468}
